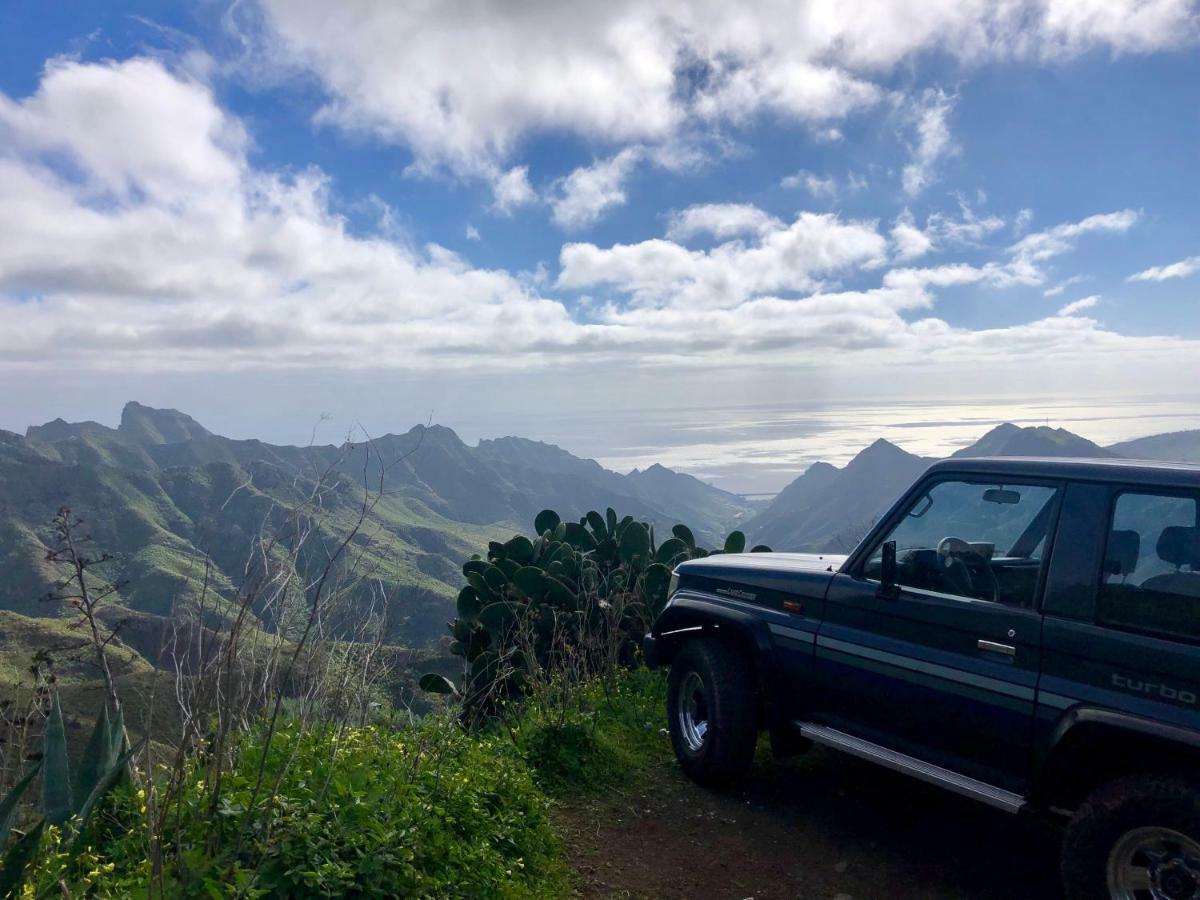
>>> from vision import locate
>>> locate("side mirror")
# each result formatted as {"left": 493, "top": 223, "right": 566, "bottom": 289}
{"left": 879, "top": 540, "right": 898, "bottom": 598}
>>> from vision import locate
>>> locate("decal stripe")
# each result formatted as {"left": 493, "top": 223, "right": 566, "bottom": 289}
{"left": 816, "top": 635, "right": 1036, "bottom": 702}
{"left": 768, "top": 622, "right": 816, "bottom": 645}
{"left": 1035, "top": 691, "right": 1077, "bottom": 710}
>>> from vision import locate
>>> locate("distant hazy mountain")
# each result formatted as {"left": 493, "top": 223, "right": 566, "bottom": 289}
{"left": 747, "top": 421, "right": 1165, "bottom": 553}
{"left": 745, "top": 439, "right": 931, "bottom": 553}
{"left": 0, "top": 403, "right": 755, "bottom": 661}
{"left": 952, "top": 423, "right": 1112, "bottom": 458}
{"left": 1108, "top": 429, "right": 1200, "bottom": 463}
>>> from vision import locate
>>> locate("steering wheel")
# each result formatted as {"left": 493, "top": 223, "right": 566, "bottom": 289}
{"left": 936, "top": 536, "right": 1000, "bottom": 603}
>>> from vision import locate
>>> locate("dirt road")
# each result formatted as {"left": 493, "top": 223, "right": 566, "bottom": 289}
{"left": 556, "top": 747, "right": 1063, "bottom": 899}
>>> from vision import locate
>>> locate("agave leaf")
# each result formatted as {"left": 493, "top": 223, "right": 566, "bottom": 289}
{"left": 0, "top": 761, "right": 41, "bottom": 852}
{"left": 0, "top": 819, "right": 44, "bottom": 897}
{"left": 69, "top": 741, "right": 143, "bottom": 855}
{"left": 74, "top": 705, "right": 114, "bottom": 813}
{"left": 42, "top": 694, "right": 72, "bottom": 826}
{"left": 108, "top": 705, "right": 126, "bottom": 761}
{"left": 418, "top": 673, "right": 459, "bottom": 696}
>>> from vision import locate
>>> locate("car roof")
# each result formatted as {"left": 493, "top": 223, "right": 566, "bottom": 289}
{"left": 926, "top": 456, "right": 1200, "bottom": 488}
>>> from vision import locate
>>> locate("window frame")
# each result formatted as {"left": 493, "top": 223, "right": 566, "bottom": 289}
{"left": 853, "top": 472, "right": 1066, "bottom": 611}
{"left": 1094, "top": 486, "right": 1200, "bottom": 644}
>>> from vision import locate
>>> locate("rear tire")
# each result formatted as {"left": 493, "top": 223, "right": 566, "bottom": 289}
{"left": 666, "top": 637, "right": 758, "bottom": 786}
{"left": 1062, "top": 774, "right": 1200, "bottom": 900}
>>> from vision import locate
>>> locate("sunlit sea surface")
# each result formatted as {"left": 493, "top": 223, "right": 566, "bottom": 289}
{"left": 471, "top": 394, "right": 1200, "bottom": 496}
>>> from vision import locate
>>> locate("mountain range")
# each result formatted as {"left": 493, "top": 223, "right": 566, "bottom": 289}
{"left": 743, "top": 421, "right": 1200, "bottom": 552}
{"left": 2, "top": 404, "right": 1198, "bottom": 671}
{"left": 0, "top": 402, "right": 755, "bottom": 657}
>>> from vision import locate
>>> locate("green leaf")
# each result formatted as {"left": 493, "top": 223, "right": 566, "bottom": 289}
{"left": 487, "top": 541, "right": 507, "bottom": 561}
{"left": 671, "top": 524, "right": 696, "bottom": 549}
{"left": 462, "top": 558, "right": 489, "bottom": 578}
{"left": 478, "top": 601, "right": 523, "bottom": 633}
{"left": 618, "top": 521, "right": 651, "bottom": 566}
{"left": 0, "top": 762, "right": 41, "bottom": 852}
{"left": 654, "top": 537, "right": 689, "bottom": 566}
{"left": 512, "top": 567, "right": 545, "bottom": 602}
{"left": 543, "top": 576, "right": 578, "bottom": 611}
{"left": 418, "top": 673, "right": 459, "bottom": 696}
{"left": 0, "top": 820, "right": 44, "bottom": 897}
{"left": 70, "top": 741, "right": 144, "bottom": 854}
{"left": 504, "top": 535, "right": 535, "bottom": 566}
{"left": 42, "top": 694, "right": 72, "bottom": 826}
{"left": 750, "top": 544, "right": 772, "bottom": 553}
{"left": 534, "top": 509, "right": 561, "bottom": 537}
{"left": 75, "top": 705, "right": 114, "bottom": 813}
{"left": 563, "top": 522, "right": 598, "bottom": 552}
{"left": 456, "top": 585, "right": 483, "bottom": 621}
{"left": 724, "top": 530, "right": 747, "bottom": 555}
{"left": 606, "top": 507, "right": 618, "bottom": 538}
{"left": 585, "top": 511, "right": 608, "bottom": 541}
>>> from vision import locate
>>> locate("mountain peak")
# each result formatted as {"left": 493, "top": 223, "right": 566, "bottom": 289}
{"left": 953, "top": 423, "right": 1110, "bottom": 459}
{"left": 119, "top": 402, "right": 212, "bottom": 445}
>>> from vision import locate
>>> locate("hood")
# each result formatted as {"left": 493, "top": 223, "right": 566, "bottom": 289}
{"left": 675, "top": 551, "right": 846, "bottom": 597}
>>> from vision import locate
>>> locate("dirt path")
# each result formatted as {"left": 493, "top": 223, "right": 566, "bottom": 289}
{"left": 555, "top": 747, "right": 1063, "bottom": 899}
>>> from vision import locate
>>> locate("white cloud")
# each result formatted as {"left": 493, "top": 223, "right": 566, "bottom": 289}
{"left": 2, "top": 57, "right": 1197, "bottom": 393}
{"left": 665, "top": 203, "right": 783, "bottom": 242}
{"left": 550, "top": 147, "right": 643, "bottom": 230}
{"left": 1128, "top": 255, "right": 1200, "bottom": 282}
{"left": 891, "top": 211, "right": 934, "bottom": 261}
{"left": 559, "top": 209, "right": 889, "bottom": 309}
{"left": 781, "top": 169, "right": 838, "bottom": 198}
{"left": 1044, "top": 274, "right": 1086, "bottom": 296}
{"left": 491, "top": 165, "right": 536, "bottom": 214}
{"left": 1006, "top": 209, "right": 1140, "bottom": 284}
{"left": 254, "top": 0, "right": 1199, "bottom": 178}
{"left": 902, "top": 88, "right": 957, "bottom": 197}
{"left": 465, "top": 225, "right": 481, "bottom": 241}
{"left": 925, "top": 197, "right": 1006, "bottom": 245}
{"left": 1059, "top": 295, "right": 1100, "bottom": 316}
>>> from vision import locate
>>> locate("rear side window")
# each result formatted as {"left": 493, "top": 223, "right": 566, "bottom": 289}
{"left": 1099, "top": 491, "right": 1200, "bottom": 642}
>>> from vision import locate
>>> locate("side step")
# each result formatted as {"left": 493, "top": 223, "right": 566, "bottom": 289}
{"left": 795, "top": 722, "right": 1027, "bottom": 814}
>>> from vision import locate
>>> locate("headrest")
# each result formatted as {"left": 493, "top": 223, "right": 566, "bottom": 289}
{"left": 1157, "top": 526, "right": 1200, "bottom": 569}
{"left": 1104, "top": 530, "right": 1141, "bottom": 576}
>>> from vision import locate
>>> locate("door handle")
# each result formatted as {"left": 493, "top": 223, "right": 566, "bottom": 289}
{"left": 977, "top": 639, "right": 1016, "bottom": 657}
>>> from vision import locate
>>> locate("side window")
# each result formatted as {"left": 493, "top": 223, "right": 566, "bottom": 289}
{"left": 864, "top": 479, "right": 1059, "bottom": 607}
{"left": 1098, "top": 491, "right": 1200, "bottom": 642}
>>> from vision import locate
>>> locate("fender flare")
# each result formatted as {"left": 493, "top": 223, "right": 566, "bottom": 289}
{"left": 1035, "top": 706, "right": 1200, "bottom": 803}
{"left": 644, "top": 592, "right": 781, "bottom": 731}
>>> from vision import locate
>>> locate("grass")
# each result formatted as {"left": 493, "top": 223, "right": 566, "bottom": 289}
{"left": 13, "top": 668, "right": 670, "bottom": 898}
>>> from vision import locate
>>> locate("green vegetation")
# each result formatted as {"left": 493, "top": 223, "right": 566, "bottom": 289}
{"left": 3, "top": 669, "right": 667, "bottom": 898}
{"left": 433, "top": 507, "right": 765, "bottom": 718}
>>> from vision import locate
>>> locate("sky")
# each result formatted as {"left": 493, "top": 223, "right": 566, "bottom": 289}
{"left": 1, "top": 1, "right": 1199, "bottom": 491}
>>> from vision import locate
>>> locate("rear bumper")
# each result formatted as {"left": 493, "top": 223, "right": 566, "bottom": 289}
{"left": 641, "top": 634, "right": 662, "bottom": 669}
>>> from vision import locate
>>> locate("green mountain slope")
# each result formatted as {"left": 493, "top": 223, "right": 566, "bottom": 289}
{"left": 1, "top": 403, "right": 755, "bottom": 663}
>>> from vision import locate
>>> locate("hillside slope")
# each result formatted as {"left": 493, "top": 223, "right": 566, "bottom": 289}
{"left": 1, "top": 403, "right": 755, "bottom": 658}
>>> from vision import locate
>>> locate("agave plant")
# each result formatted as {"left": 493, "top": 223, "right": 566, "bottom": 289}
{"left": 422, "top": 508, "right": 768, "bottom": 715}
{"left": 0, "top": 696, "right": 141, "bottom": 894}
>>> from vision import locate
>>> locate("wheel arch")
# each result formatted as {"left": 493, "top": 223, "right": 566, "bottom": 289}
{"left": 1038, "top": 707, "right": 1200, "bottom": 810}
{"left": 650, "top": 594, "right": 777, "bottom": 730}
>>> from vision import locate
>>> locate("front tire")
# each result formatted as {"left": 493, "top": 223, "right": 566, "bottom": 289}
{"left": 666, "top": 637, "right": 758, "bottom": 786}
{"left": 1062, "top": 775, "right": 1200, "bottom": 900}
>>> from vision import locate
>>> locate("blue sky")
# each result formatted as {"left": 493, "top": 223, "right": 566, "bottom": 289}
{"left": 1, "top": 1, "right": 1198, "bottom": 488}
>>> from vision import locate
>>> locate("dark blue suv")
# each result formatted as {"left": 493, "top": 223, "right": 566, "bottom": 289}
{"left": 645, "top": 457, "right": 1200, "bottom": 899}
